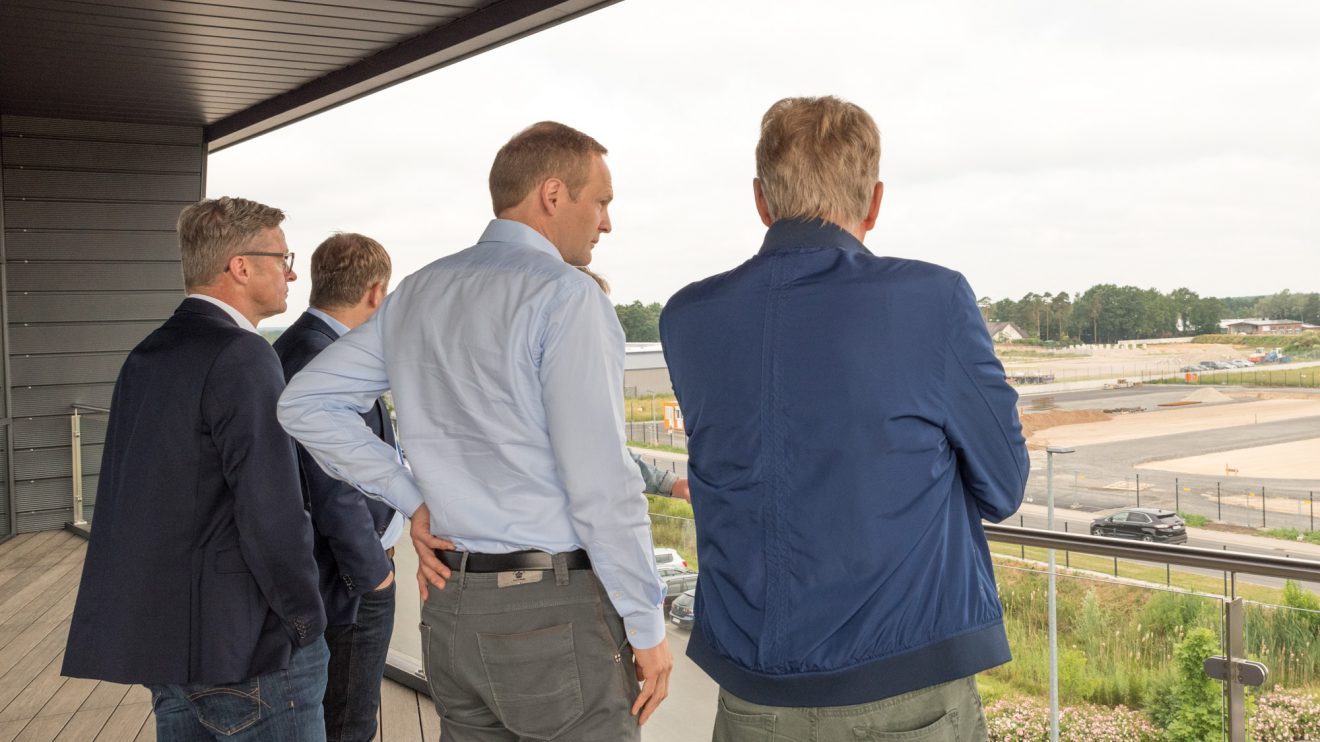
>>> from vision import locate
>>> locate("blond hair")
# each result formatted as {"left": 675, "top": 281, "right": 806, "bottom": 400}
{"left": 177, "top": 197, "right": 285, "bottom": 289}
{"left": 578, "top": 266, "right": 610, "bottom": 294}
{"left": 755, "top": 96, "right": 880, "bottom": 226}
{"left": 489, "top": 122, "right": 608, "bottom": 214}
{"left": 309, "top": 233, "right": 391, "bottom": 309}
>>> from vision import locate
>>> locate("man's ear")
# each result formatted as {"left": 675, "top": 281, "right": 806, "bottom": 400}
{"left": 225, "top": 254, "right": 252, "bottom": 284}
{"left": 859, "top": 181, "right": 884, "bottom": 234}
{"left": 539, "top": 177, "right": 566, "bottom": 215}
{"left": 753, "top": 179, "right": 773, "bottom": 227}
{"left": 367, "top": 281, "right": 387, "bottom": 308}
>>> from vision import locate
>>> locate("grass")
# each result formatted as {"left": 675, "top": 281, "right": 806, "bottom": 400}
{"left": 624, "top": 393, "right": 677, "bottom": 422}
{"left": 1177, "top": 512, "right": 1210, "bottom": 527}
{"left": 987, "top": 543, "right": 1287, "bottom": 604}
{"left": 1150, "top": 367, "right": 1320, "bottom": 388}
{"left": 1261, "top": 528, "right": 1320, "bottom": 546}
{"left": 628, "top": 439, "right": 688, "bottom": 455}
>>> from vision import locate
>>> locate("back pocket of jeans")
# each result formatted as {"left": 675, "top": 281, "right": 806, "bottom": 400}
{"left": 185, "top": 679, "right": 264, "bottom": 736}
{"left": 853, "top": 709, "right": 959, "bottom": 740}
{"left": 477, "top": 623, "right": 584, "bottom": 740}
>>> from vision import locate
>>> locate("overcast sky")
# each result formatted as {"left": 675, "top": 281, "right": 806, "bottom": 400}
{"left": 208, "top": 0, "right": 1320, "bottom": 327}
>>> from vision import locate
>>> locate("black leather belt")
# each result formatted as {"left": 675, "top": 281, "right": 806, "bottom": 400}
{"left": 436, "top": 549, "right": 591, "bottom": 573}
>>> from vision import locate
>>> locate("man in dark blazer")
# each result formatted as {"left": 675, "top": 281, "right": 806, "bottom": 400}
{"left": 274, "top": 233, "right": 398, "bottom": 742}
{"left": 63, "top": 197, "right": 329, "bottom": 741}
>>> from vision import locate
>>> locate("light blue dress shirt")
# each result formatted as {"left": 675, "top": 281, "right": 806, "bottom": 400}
{"left": 278, "top": 219, "right": 665, "bottom": 647}
{"left": 305, "top": 307, "right": 405, "bottom": 552}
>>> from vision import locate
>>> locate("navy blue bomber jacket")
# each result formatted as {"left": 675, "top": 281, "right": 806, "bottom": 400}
{"left": 659, "top": 219, "right": 1029, "bottom": 707}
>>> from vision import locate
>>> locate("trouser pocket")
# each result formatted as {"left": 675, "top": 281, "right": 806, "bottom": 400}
{"left": 184, "top": 678, "right": 266, "bottom": 736}
{"left": 477, "top": 623, "right": 584, "bottom": 740}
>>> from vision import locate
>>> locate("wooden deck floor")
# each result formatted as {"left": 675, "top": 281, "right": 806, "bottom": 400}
{"left": 0, "top": 530, "right": 436, "bottom": 742}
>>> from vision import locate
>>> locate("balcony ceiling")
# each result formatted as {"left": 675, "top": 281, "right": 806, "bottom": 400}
{"left": 0, "top": 0, "right": 615, "bottom": 151}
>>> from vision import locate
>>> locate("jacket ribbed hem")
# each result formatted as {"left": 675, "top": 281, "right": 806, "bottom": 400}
{"left": 686, "top": 621, "right": 1011, "bottom": 708}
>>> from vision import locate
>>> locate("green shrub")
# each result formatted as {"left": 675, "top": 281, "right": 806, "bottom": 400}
{"left": 1164, "top": 628, "right": 1222, "bottom": 742}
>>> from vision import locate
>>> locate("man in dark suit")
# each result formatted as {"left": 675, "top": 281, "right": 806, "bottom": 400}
{"left": 63, "top": 197, "right": 329, "bottom": 741}
{"left": 274, "top": 233, "right": 398, "bottom": 742}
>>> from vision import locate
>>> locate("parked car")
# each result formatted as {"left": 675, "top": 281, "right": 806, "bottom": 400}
{"left": 1180, "top": 365, "right": 1201, "bottom": 373}
{"left": 659, "top": 566, "right": 699, "bottom": 609}
{"left": 669, "top": 587, "right": 696, "bottom": 629}
{"left": 1197, "top": 360, "right": 1217, "bottom": 369}
{"left": 1091, "top": 508, "right": 1188, "bottom": 544}
{"left": 654, "top": 547, "right": 688, "bottom": 570}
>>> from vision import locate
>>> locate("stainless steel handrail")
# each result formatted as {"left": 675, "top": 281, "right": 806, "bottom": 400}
{"left": 69, "top": 404, "right": 111, "bottom": 528}
{"left": 984, "top": 523, "right": 1320, "bottom": 582}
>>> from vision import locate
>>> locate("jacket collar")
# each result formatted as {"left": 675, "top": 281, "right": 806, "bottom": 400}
{"left": 288, "top": 310, "right": 340, "bottom": 341}
{"left": 757, "top": 218, "right": 872, "bottom": 257}
{"left": 304, "top": 307, "right": 347, "bottom": 339}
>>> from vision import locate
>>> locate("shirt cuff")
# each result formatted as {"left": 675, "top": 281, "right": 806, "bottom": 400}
{"left": 623, "top": 609, "right": 667, "bottom": 650}
{"left": 657, "top": 471, "right": 678, "bottom": 497}
{"left": 385, "top": 471, "right": 426, "bottom": 519}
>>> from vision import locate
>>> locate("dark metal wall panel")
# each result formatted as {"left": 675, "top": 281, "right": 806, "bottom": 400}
{"left": 0, "top": 116, "right": 202, "bottom": 532}
{"left": 9, "top": 294, "right": 179, "bottom": 325}
{"left": 3, "top": 169, "right": 202, "bottom": 202}
{"left": 13, "top": 444, "right": 101, "bottom": 482}
{"left": 12, "top": 416, "right": 107, "bottom": 450}
{"left": 9, "top": 323, "right": 158, "bottom": 356}
{"left": 5, "top": 231, "right": 180, "bottom": 261}
{"left": 11, "top": 352, "right": 129, "bottom": 387}
{"left": 11, "top": 383, "right": 117, "bottom": 418}
{"left": 4, "top": 201, "right": 193, "bottom": 231}
{"left": 0, "top": 115, "right": 201, "bottom": 146}
{"left": 1, "top": 136, "right": 203, "bottom": 173}
{"left": 8, "top": 263, "right": 184, "bottom": 292}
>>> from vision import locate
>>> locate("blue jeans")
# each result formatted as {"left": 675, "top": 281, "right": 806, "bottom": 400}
{"left": 147, "top": 636, "right": 330, "bottom": 741}
{"left": 323, "top": 580, "right": 396, "bottom": 742}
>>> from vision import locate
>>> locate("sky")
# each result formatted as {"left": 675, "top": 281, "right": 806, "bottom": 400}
{"left": 207, "top": 0, "right": 1320, "bottom": 327}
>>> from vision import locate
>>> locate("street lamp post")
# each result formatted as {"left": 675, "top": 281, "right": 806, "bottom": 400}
{"left": 1046, "top": 445, "right": 1076, "bottom": 742}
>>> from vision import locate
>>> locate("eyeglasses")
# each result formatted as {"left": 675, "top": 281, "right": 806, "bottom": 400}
{"left": 225, "top": 252, "right": 295, "bottom": 273}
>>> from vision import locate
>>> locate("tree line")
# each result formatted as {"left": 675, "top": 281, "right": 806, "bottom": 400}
{"left": 982, "top": 288, "right": 1320, "bottom": 345}
{"left": 612, "top": 290, "right": 1320, "bottom": 344}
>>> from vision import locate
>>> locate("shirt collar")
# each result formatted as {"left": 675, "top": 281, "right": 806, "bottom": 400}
{"left": 186, "top": 293, "right": 259, "bottom": 334}
{"left": 306, "top": 307, "right": 350, "bottom": 337}
{"left": 477, "top": 219, "right": 563, "bottom": 260}
{"left": 757, "top": 218, "right": 872, "bottom": 257}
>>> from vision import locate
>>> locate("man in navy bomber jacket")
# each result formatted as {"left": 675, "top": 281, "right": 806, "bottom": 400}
{"left": 660, "top": 96, "right": 1029, "bottom": 741}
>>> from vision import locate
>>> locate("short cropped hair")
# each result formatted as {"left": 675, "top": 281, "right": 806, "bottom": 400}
{"left": 177, "top": 197, "right": 285, "bottom": 289}
{"left": 489, "top": 122, "right": 608, "bottom": 214}
{"left": 755, "top": 96, "right": 881, "bottom": 226}
{"left": 309, "top": 233, "right": 391, "bottom": 310}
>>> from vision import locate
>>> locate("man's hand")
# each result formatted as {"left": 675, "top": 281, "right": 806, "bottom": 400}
{"left": 374, "top": 571, "right": 395, "bottom": 591}
{"left": 670, "top": 479, "right": 690, "bottom": 503}
{"left": 409, "top": 504, "right": 455, "bottom": 600}
{"left": 630, "top": 638, "right": 673, "bottom": 725}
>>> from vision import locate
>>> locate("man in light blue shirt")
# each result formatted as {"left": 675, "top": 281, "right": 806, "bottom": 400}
{"left": 278, "top": 122, "right": 672, "bottom": 739}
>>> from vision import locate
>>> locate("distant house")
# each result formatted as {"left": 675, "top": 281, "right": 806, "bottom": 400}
{"left": 985, "top": 321, "right": 1026, "bottom": 342}
{"left": 624, "top": 342, "right": 672, "bottom": 394}
{"left": 1223, "top": 319, "right": 1305, "bottom": 335}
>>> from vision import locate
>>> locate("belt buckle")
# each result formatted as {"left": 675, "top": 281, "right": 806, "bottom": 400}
{"left": 496, "top": 569, "right": 544, "bottom": 588}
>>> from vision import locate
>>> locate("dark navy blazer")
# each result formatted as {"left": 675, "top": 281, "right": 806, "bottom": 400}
{"left": 62, "top": 298, "right": 325, "bottom": 686}
{"left": 274, "top": 311, "right": 397, "bottom": 627}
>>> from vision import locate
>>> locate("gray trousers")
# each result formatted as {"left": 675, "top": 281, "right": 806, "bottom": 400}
{"left": 419, "top": 554, "right": 641, "bottom": 741}
{"left": 713, "top": 676, "right": 988, "bottom": 742}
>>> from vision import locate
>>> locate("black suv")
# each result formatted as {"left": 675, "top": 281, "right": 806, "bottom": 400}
{"left": 1091, "top": 508, "right": 1188, "bottom": 544}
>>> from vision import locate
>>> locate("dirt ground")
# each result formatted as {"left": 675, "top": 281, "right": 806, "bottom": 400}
{"left": 1030, "top": 398, "right": 1320, "bottom": 449}
{"left": 1136, "top": 438, "right": 1320, "bottom": 480}
{"left": 1019, "top": 409, "right": 1110, "bottom": 440}
{"left": 998, "top": 342, "right": 1252, "bottom": 377}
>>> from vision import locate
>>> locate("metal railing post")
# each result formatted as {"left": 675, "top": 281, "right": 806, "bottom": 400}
{"left": 1226, "top": 597, "right": 1246, "bottom": 742}
{"left": 70, "top": 408, "right": 86, "bottom": 527}
{"left": 1045, "top": 446, "right": 1074, "bottom": 742}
